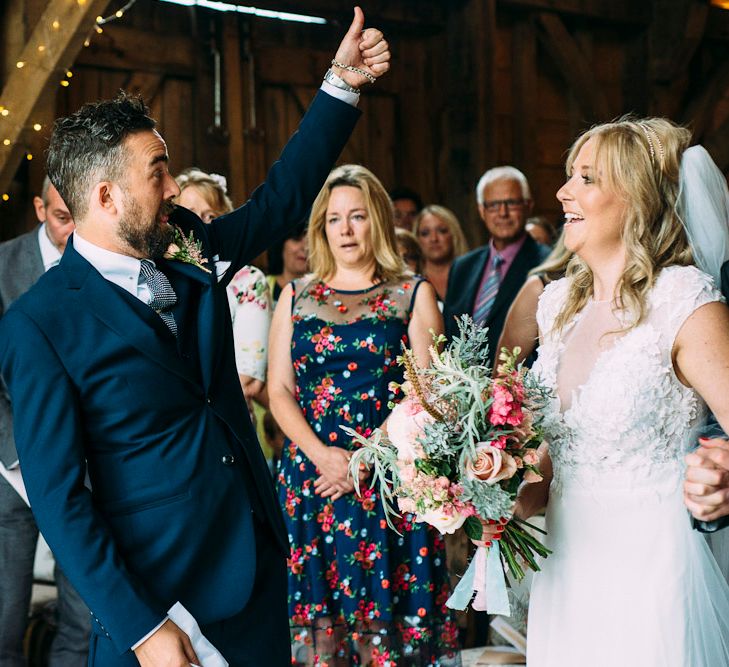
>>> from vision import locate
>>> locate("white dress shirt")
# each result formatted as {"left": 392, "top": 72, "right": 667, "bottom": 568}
{"left": 37, "top": 223, "right": 62, "bottom": 271}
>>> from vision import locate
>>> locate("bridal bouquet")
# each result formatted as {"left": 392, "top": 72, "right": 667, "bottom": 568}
{"left": 343, "top": 316, "right": 551, "bottom": 614}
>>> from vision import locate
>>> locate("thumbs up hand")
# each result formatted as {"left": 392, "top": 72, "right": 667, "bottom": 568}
{"left": 332, "top": 6, "right": 391, "bottom": 89}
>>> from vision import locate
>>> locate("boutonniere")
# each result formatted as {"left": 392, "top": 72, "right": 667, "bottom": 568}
{"left": 164, "top": 225, "right": 212, "bottom": 273}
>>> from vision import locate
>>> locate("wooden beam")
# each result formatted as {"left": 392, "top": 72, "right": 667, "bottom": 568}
{"left": 497, "top": 0, "right": 650, "bottom": 25}
{"left": 704, "top": 117, "right": 729, "bottom": 172}
{"left": 512, "top": 15, "right": 538, "bottom": 182}
{"left": 680, "top": 61, "right": 729, "bottom": 142}
{"left": 536, "top": 12, "right": 609, "bottom": 121}
{"left": 223, "top": 15, "right": 246, "bottom": 206}
{"left": 0, "top": 0, "right": 112, "bottom": 197}
{"left": 74, "top": 24, "right": 196, "bottom": 74}
{"left": 650, "top": 1, "right": 708, "bottom": 84}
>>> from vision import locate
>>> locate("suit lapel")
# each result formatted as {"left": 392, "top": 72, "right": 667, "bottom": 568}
{"left": 61, "top": 245, "right": 197, "bottom": 386}
{"left": 465, "top": 248, "right": 491, "bottom": 313}
{"left": 487, "top": 236, "right": 537, "bottom": 323}
{"left": 160, "top": 257, "right": 219, "bottom": 392}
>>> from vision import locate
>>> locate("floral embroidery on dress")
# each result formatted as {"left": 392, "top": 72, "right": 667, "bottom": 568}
{"left": 277, "top": 275, "right": 459, "bottom": 666}
{"left": 532, "top": 265, "right": 724, "bottom": 492}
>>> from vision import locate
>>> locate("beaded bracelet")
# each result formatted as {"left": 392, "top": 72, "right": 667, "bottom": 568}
{"left": 331, "top": 59, "right": 376, "bottom": 84}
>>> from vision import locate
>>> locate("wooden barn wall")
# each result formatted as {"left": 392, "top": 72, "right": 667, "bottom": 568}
{"left": 1, "top": 0, "right": 728, "bottom": 249}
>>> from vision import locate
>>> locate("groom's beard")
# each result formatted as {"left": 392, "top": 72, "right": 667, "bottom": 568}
{"left": 119, "top": 196, "right": 175, "bottom": 259}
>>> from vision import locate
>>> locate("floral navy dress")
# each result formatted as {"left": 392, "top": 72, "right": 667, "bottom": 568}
{"left": 277, "top": 275, "right": 459, "bottom": 666}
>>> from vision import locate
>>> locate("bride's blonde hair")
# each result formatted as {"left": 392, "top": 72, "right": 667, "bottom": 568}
{"left": 553, "top": 116, "right": 694, "bottom": 333}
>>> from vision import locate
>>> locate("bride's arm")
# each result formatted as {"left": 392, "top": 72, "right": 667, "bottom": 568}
{"left": 673, "top": 301, "right": 729, "bottom": 520}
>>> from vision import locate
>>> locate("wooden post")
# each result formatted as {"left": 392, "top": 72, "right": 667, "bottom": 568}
{"left": 0, "top": 0, "right": 112, "bottom": 197}
{"left": 222, "top": 14, "right": 246, "bottom": 206}
{"left": 512, "top": 14, "right": 538, "bottom": 185}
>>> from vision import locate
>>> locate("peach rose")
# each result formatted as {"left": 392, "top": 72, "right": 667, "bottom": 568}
{"left": 164, "top": 243, "right": 181, "bottom": 259}
{"left": 397, "top": 497, "right": 417, "bottom": 514}
{"left": 523, "top": 449, "right": 539, "bottom": 466}
{"left": 466, "top": 442, "right": 518, "bottom": 485}
{"left": 523, "top": 468, "right": 543, "bottom": 484}
{"left": 387, "top": 396, "right": 433, "bottom": 462}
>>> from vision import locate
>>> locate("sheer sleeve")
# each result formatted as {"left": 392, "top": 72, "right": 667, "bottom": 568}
{"left": 227, "top": 265, "right": 272, "bottom": 382}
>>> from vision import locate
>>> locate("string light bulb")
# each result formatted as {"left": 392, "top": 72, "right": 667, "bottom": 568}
{"left": 33, "top": 123, "right": 42, "bottom": 131}
{"left": 38, "top": 45, "right": 46, "bottom": 53}
{"left": 1, "top": 109, "right": 9, "bottom": 116}
{"left": 26, "top": 153, "right": 33, "bottom": 161}
{"left": 2, "top": 140, "right": 10, "bottom": 146}
{"left": 60, "top": 80, "right": 70, "bottom": 87}
{"left": 52, "top": 20, "right": 60, "bottom": 30}
{"left": 16, "top": 61, "right": 25, "bottom": 69}
{"left": 95, "top": 26, "right": 103, "bottom": 34}
{"left": 2, "top": 194, "right": 9, "bottom": 202}
{"left": 115, "top": 10, "right": 124, "bottom": 18}
{"left": 66, "top": 70, "right": 73, "bottom": 78}
{"left": 84, "top": 38, "right": 91, "bottom": 47}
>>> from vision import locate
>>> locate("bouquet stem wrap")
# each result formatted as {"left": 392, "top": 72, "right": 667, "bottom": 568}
{"left": 446, "top": 544, "right": 510, "bottom": 615}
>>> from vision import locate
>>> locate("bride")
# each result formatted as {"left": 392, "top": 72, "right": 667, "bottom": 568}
{"left": 480, "top": 117, "right": 729, "bottom": 665}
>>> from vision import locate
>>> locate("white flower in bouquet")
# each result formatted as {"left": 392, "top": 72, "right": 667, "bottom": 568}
{"left": 417, "top": 507, "right": 467, "bottom": 535}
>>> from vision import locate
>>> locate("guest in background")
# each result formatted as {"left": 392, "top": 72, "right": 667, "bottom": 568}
{"left": 444, "top": 166, "right": 549, "bottom": 366}
{"left": 414, "top": 204, "right": 468, "bottom": 302}
{"left": 267, "top": 222, "right": 309, "bottom": 308}
{"left": 176, "top": 168, "right": 272, "bottom": 409}
{"left": 0, "top": 177, "right": 90, "bottom": 667}
{"left": 269, "top": 164, "right": 458, "bottom": 666}
{"left": 394, "top": 227, "right": 423, "bottom": 273}
{"left": 525, "top": 215, "right": 557, "bottom": 246}
{"left": 496, "top": 231, "right": 571, "bottom": 366}
{"left": 389, "top": 185, "right": 422, "bottom": 231}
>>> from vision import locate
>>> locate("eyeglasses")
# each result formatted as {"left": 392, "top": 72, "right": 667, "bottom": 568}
{"left": 481, "top": 198, "right": 527, "bottom": 212}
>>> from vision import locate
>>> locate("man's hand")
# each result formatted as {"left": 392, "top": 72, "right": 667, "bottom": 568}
{"left": 133, "top": 619, "right": 199, "bottom": 667}
{"left": 333, "top": 6, "right": 391, "bottom": 88}
{"left": 684, "top": 437, "right": 729, "bottom": 522}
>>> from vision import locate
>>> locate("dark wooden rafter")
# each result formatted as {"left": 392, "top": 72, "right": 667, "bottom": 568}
{"left": 122, "top": 71, "right": 164, "bottom": 103}
{"left": 498, "top": 0, "right": 650, "bottom": 25}
{"left": 681, "top": 60, "right": 729, "bottom": 142}
{"left": 704, "top": 117, "right": 729, "bottom": 172}
{"left": 536, "top": 12, "right": 609, "bottom": 121}
{"left": 0, "top": 0, "right": 111, "bottom": 195}
{"left": 512, "top": 14, "right": 538, "bottom": 181}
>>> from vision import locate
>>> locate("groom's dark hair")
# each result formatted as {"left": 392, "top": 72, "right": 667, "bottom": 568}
{"left": 47, "top": 91, "right": 156, "bottom": 220}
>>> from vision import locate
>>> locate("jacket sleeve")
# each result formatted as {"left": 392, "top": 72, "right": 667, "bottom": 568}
{"left": 208, "top": 90, "right": 361, "bottom": 280}
{"left": 0, "top": 308, "right": 165, "bottom": 653}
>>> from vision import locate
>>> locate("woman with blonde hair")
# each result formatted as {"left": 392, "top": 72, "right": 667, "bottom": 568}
{"left": 477, "top": 118, "right": 729, "bottom": 665}
{"left": 269, "top": 164, "right": 458, "bottom": 665}
{"left": 414, "top": 205, "right": 468, "bottom": 302}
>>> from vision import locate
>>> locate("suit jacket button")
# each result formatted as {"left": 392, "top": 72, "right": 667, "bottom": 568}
{"left": 221, "top": 455, "right": 235, "bottom": 466}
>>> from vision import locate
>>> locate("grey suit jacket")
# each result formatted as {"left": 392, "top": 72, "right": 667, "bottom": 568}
{"left": 0, "top": 227, "right": 44, "bottom": 467}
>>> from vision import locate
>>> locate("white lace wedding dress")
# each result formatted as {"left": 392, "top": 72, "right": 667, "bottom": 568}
{"left": 528, "top": 265, "right": 729, "bottom": 666}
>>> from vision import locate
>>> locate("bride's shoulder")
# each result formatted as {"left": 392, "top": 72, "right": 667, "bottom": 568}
{"left": 651, "top": 265, "right": 722, "bottom": 306}
{"left": 536, "top": 276, "right": 572, "bottom": 332}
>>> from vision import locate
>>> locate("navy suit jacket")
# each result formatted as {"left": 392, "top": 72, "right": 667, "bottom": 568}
{"left": 0, "top": 91, "right": 359, "bottom": 653}
{"left": 443, "top": 235, "right": 549, "bottom": 366}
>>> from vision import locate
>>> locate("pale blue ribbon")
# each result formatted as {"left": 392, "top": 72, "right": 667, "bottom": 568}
{"left": 446, "top": 543, "right": 511, "bottom": 616}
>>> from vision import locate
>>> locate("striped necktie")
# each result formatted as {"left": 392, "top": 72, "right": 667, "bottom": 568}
{"left": 472, "top": 254, "right": 504, "bottom": 326}
{"left": 140, "top": 259, "right": 178, "bottom": 336}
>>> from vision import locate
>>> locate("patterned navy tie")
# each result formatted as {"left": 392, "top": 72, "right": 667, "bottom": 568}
{"left": 472, "top": 254, "right": 504, "bottom": 326}
{"left": 139, "top": 259, "right": 178, "bottom": 337}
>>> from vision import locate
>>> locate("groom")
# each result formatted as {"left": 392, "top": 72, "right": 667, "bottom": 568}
{"left": 0, "top": 8, "right": 389, "bottom": 666}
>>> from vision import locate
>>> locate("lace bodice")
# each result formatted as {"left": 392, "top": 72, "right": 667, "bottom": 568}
{"left": 532, "top": 265, "right": 723, "bottom": 491}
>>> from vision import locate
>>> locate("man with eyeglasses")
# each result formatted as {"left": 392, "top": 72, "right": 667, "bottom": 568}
{"left": 444, "top": 166, "right": 549, "bottom": 366}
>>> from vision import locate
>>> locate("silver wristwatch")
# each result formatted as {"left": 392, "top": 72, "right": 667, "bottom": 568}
{"left": 323, "top": 68, "right": 360, "bottom": 95}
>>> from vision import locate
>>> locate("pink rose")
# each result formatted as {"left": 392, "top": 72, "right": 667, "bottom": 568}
{"left": 164, "top": 243, "right": 181, "bottom": 259}
{"left": 398, "top": 463, "right": 417, "bottom": 484}
{"left": 398, "top": 497, "right": 417, "bottom": 514}
{"left": 522, "top": 449, "right": 539, "bottom": 466}
{"left": 466, "top": 442, "right": 518, "bottom": 485}
{"left": 523, "top": 468, "right": 543, "bottom": 484}
{"left": 387, "top": 396, "right": 433, "bottom": 462}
